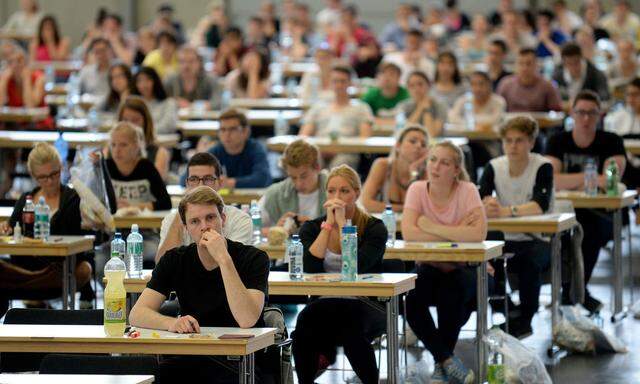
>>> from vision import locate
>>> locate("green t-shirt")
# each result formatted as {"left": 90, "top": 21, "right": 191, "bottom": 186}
{"left": 360, "top": 86, "right": 410, "bottom": 116}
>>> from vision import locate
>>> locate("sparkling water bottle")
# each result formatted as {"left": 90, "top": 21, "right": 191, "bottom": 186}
{"left": 220, "top": 89, "right": 232, "bottom": 110}
{"left": 288, "top": 234, "right": 304, "bottom": 280}
{"left": 34, "top": 196, "right": 50, "bottom": 241}
{"left": 395, "top": 111, "right": 406, "bottom": 131}
{"left": 22, "top": 195, "right": 35, "bottom": 238}
{"left": 583, "top": 159, "right": 598, "bottom": 196}
{"left": 463, "top": 92, "right": 475, "bottom": 131}
{"left": 87, "top": 108, "right": 100, "bottom": 132}
{"left": 274, "top": 110, "right": 289, "bottom": 136}
{"left": 341, "top": 225, "right": 358, "bottom": 281}
{"left": 110, "top": 232, "right": 126, "bottom": 260}
{"left": 606, "top": 160, "right": 619, "bottom": 196}
{"left": 487, "top": 330, "right": 505, "bottom": 384}
{"left": 126, "top": 224, "right": 144, "bottom": 277}
{"left": 250, "top": 200, "right": 262, "bottom": 244}
{"left": 381, "top": 204, "right": 396, "bottom": 246}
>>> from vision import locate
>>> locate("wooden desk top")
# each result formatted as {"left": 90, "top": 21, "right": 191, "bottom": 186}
{"left": 113, "top": 210, "right": 173, "bottom": 230}
{"left": 0, "top": 374, "right": 154, "bottom": 384}
{"left": 443, "top": 124, "right": 501, "bottom": 140}
{"left": 56, "top": 117, "right": 114, "bottom": 132}
{"left": 555, "top": 190, "right": 637, "bottom": 210}
{"left": 0, "top": 107, "right": 49, "bottom": 123}
{"left": 178, "top": 108, "right": 303, "bottom": 125}
{"left": 0, "top": 131, "right": 179, "bottom": 148}
{"left": 0, "top": 206, "right": 11, "bottom": 221}
{"left": 266, "top": 135, "right": 469, "bottom": 154}
{"left": 0, "top": 235, "right": 94, "bottom": 257}
{"left": 624, "top": 139, "right": 640, "bottom": 155}
{"left": 259, "top": 240, "right": 503, "bottom": 262}
{"left": 167, "top": 185, "right": 265, "bottom": 206}
{"left": 0, "top": 324, "right": 276, "bottom": 356}
{"left": 230, "top": 98, "right": 310, "bottom": 110}
{"left": 177, "top": 120, "right": 220, "bottom": 137}
{"left": 270, "top": 62, "right": 317, "bottom": 77}
{"left": 503, "top": 111, "right": 565, "bottom": 128}
{"left": 45, "top": 83, "right": 69, "bottom": 95}
{"left": 488, "top": 213, "right": 577, "bottom": 233}
{"left": 30, "top": 60, "right": 83, "bottom": 73}
{"left": 44, "top": 94, "right": 98, "bottom": 109}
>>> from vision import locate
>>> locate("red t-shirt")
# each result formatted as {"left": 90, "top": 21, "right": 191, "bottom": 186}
{"left": 6, "top": 71, "right": 44, "bottom": 107}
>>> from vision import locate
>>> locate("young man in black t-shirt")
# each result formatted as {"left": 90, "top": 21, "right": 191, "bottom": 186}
{"left": 129, "top": 186, "right": 270, "bottom": 382}
{"left": 545, "top": 90, "right": 626, "bottom": 314}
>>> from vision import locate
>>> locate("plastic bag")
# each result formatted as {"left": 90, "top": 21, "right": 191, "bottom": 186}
{"left": 484, "top": 328, "right": 552, "bottom": 384}
{"left": 553, "top": 305, "right": 627, "bottom": 354}
{"left": 70, "top": 149, "right": 114, "bottom": 233}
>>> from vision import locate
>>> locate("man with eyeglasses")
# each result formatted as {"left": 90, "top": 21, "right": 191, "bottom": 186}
{"left": 606, "top": 77, "right": 640, "bottom": 188}
{"left": 156, "top": 152, "right": 252, "bottom": 262}
{"left": 545, "top": 90, "right": 627, "bottom": 314}
{"left": 206, "top": 108, "right": 272, "bottom": 188}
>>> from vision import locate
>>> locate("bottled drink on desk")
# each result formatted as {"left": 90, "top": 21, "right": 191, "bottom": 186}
{"left": 250, "top": 200, "right": 262, "bottom": 244}
{"left": 87, "top": 108, "right": 100, "bottom": 132}
{"left": 22, "top": 195, "right": 35, "bottom": 238}
{"left": 463, "top": 92, "right": 475, "bottom": 131}
{"left": 44, "top": 64, "right": 55, "bottom": 92}
{"left": 381, "top": 204, "right": 396, "bottom": 246}
{"left": 34, "top": 196, "right": 50, "bottom": 241}
{"left": 288, "top": 234, "right": 304, "bottom": 280}
{"left": 606, "top": 160, "right": 619, "bottom": 196}
{"left": 274, "top": 110, "right": 289, "bottom": 136}
{"left": 104, "top": 252, "right": 127, "bottom": 336}
{"left": 395, "top": 111, "right": 406, "bottom": 132}
{"left": 126, "top": 224, "right": 144, "bottom": 277}
{"left": 341, "top": 224, "right": 358, "bottom": 281}
{"left": 110, "top": 232, "right": 126, "bottom": 260}
{"left": 583, "top": 159, "right": 598, "bottom": 196}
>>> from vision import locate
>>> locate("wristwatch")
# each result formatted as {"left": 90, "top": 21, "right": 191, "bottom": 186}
{"left": 510, "top": 205, "right": 518, "bottom": 217}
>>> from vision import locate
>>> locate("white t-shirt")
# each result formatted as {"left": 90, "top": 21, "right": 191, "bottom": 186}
{"left": 158, "top": 205, "right": 253, "bottom": 248}
{"left": 298, "top": 189, "right": 320, "bottom": 219}
{"left": 303, "top": 99, "right": 374, "bottom": 137}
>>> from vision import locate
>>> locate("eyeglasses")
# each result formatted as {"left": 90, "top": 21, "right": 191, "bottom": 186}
{"left": 186, "top": 175, "right": 218, "bottom": 186}
{"left": 34, "top": 169, "right": 61, "bottom": 182}
{"left": 218, "top": 126, "right": 244, "bottom": 134}
{"left": 573, "top": 109, "right": 600, "bottom": 118}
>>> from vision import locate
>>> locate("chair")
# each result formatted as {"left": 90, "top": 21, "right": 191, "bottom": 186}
{"left": 0, "top": 308, "right": 103, "bottom": 373}
{"left": 39, "top": 354, "right": 158, "bottom": 377}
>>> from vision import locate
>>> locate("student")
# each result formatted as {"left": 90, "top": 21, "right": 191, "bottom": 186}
{"left": 191, "top": 1, "right": 228, "bottom": 48}
{"left": 225, "top": 48, "right": 271, "bottom": 99}
{"left": 430, "top": 51, "right": 466, "bottom": 108}
{"left": 207, "top": 108, "right": 272, "bottom": 188}
{"left": 0, "top": 142, "right": 93, "bottom": 314}
{"left": 213, "top": 26, "right": 247, "bottom": 77}
{"left": 545, "top": 90, "right": 626, "bottom": 313}
{"left": 0, "top": 47, "right": 45, "bottom": 108}
{"left": 98, "top": 63, "right": 135, "bottom": 114}
{"left": 362, "top": 125, "right": 429, "bottom": 213}
{"left": 489, "top": 10, "right": 537, "bottom": 58}
{"left": 130, "top": 186, "right": 270, "bottom": 383}
{"left": 164, "top": 45, "right": 222, "bottom": 110}
{"left": 599, "top": 0, "right": 640, "bottom": 45}
{"left": 552, "top": 42, "right": 609, "bottom": 103}
{"left": 448, "top": 71, "right": 506, "bottom": 129}
{"left": 399, "top": 71, "right": 447, "bottom": 138}
{"left": 142, "top": 31, "right": 179, "bottom": 81}
{"left": 78, "top": 37, "right": 113, "bottom": 98}
{"left": 485, "top": 39, "right": 512, "bottom": 90}
{"left": 479, "top": 116, "right": 554, "bottom": 338}
{"left": 29, "top": 15, "right": 70, "bottom": 62}
{"left": 456, "top": 14, "right": 491, "bottom": 60}
{"left": 116, "top": 96, "right": 171, "bottom": 181}
{"left": 260, "top": 139, "right": 328, "bottom": 230}
{"left": 106, "top": 122, "right": 172, "bottom": 212}
{"left": 292, "top": 164, "right": 387, "bottom": 384}
{"left": 360, "top": 62, "right": 409, "bottom": 117}
{"left": 351, "top": 36, "right": 384, "bottom": 80}
{"left": 535, "top": 9, "right": 567, "bottom": 58}
{"left": 101, "top": 13, "right": 135, "bottom": 66}
{"left": 608, "top": 39, "right": 639, "bottom": 87}
{"left": 379, "top": 4, "right": 415, "bottom": 51}
{"left": 133, "top": 26, "right": 156, "bottom": 67}
{"left": 401, "top": 141, "right": 487, "bottom": 384}
{"left": 298, "top": 44, "right": 334, "bottom": 102}
{"left": 1, "top": 0, "right": 42, "bottom": 37}
{"left": 156, "top": 152, "right": 252, "bottom": 262}
{"left": 133, "top": 66, "right": 178, "bottom": 135}
{"left": 383, "top": 29, "right": 436, "bottom": 84}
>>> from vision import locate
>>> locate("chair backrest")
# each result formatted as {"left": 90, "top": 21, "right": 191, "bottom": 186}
{"left": 0, "top": 308, "right": 103, "bottom": 373}
{"left": 39, "top": 354, "right": 158, "bottom": 377}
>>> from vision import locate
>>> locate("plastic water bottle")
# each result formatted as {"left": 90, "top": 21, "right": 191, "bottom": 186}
{"left": 87, "top": 108, "right": 100, "bottom": 132}
{"left": 542, "top": 57, "right": 555, "bottom": 80}
{"left": 381, "top": 204, "right": 396, "bottom": 246}
{"left": 285, "top": 78, "right": 297, "bottom": 97}
{"left": 486, "top": 330, "right": 505, "bottom": 384}
{"left": 126, "top": 224, "right": 144, "bottom": 277}
{"left": 463, "top": 92, "right": 475, "bottom": 131}
{"left": 274, "top": 110, "right": 289, "bottom": 136}
{"left": 104, "top": 252, "right": 127, "bottom": 336}
{"left": 310, "top": 75, "right": 320, "bottom": 102}
{"left": 395, "top": 111, "right": 406, "bottom": 131}
{"left": 341, "top": 224, "right": 358, "bottom": 281}
{"left": 66, "top": 73, "right": 80, "bottom": 118}
{"left": 13, "top": 222, "right": 22, "bottom": 243}
{"left": 220, "top": 89, "right": 232, "bottom": 110}
{"left": 110, "top": 232, "right": 126, "bottom": 260}
{"left": 288, "top": 234, "right": 304, "bottom": 280}
{"left": 250, "top": 200, "right": 262, "bottom": 244}
{"left": 44, "top": 64, "right": 55, "bottom": 92}
{"left": 22, "top": 195, "right": 35, "bottom": 238}
{"left": 606, "top": 160, "right": 619, "bottom": 196}
{"left": 34, "top": 196, "right": 50, "bottom": 241}
{"left": 584, "top": 159, "right": 598, "bottom": 196}
{"left": 271, "top": 63, "right": 284, "bottom": 88}
{"left": 564, "top": 116, "right": 575, "bottom": 132}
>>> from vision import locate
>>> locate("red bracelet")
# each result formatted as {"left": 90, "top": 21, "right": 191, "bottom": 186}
{"left": 320, "top": 221, "right": 333, "bottom": 231}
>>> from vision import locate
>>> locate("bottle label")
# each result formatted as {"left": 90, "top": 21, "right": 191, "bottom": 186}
{"left": 104, "top": 297, "right": 126, "bottom": 323}
{"left": 128, "top": 241, "right": 143, "bottom": 255}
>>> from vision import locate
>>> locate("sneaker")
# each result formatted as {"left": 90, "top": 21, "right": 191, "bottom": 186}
{"left": 499, "top": 316, "right": 533, "bottom": 339}
{"left": 583, "top": 294, "right": 603, "bottom": 315}
{"left": 443, "top": 356, "right": 474, "bottom": 384}
{"left": 430, "top": 363, "right": 448, "bottom": 384}
{"left": 22, "top": 300, "right": 48, "bottom": 309}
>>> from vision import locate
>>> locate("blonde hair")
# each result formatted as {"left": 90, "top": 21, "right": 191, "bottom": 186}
{"left": 280, "top": 139, "right": 320, "bottom": 169}
{"left": 179, "top": 185, "right": 225, "bottom": 224}
{"left": 327, "top": 164, "right": 370, "bottom": 237}
{"left": 392, "top": 124, "right": 429, "bottom": 160}
{"left": 431, "top": 141, "right": 470, "bottom": 182}
{"left": 109, "top": 121, "right": 147, "bottom": 159}
{"left": 499, "top": 115, "right": 539, "bottom": 140}
{"left": 27, "top": 142, "right": 61, "bottom": 176}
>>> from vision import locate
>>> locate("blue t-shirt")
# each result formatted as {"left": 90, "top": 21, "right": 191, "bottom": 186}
{"left": 208, "top": 138, "right": 272, "bottom": 188}
{"left": 536, "top": 30, "right": 567, "bottom": 58}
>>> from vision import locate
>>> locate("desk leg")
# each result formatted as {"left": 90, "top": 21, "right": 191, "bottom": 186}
{"left": 547, "top": 233, "right": 562, "bottom": 357}
{"left": 476, "top": 262, "right": 488, "bottom": 384}
{"left": 62, "top": 255, "right": 69, "bottom": 310}
{"left": 69, "top": 254, "right": 76, "bottom": 310}
{"left": 239, "top": 353, "right": 255, "bottom": 384}
{"left": 612, "top": 210, "right": 626, "bottom": 322}
{"left": 386, "top": 296, "right": 399, "bottom": 384}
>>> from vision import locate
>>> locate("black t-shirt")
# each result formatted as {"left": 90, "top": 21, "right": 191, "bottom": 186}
{"left": 545, "top": 130, "right": 626, "bottom": 174}
{"left": 147, "top": 240, "right": 270, "bottom": 327}
{"left": 106, "top": 158, "right": 172, "bottom": 210}
{"left": 10, "top": 184, "right": 82, "bottom": 236}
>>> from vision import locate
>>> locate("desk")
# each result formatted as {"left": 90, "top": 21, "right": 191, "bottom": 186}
{"left": 44, "top": 94, "right": 99, "bottom": 110}
{"left": 0, "top": 324, "right": 275, "bottom": 384}
{"left": 556, "top": 190, "right": 637, "bottom": 321}
{"left": 45, "top": 83, "right": 69, "bottom": 95}
{"left": 266, "top": 136, "right": 469, "bottom": 155}
{"left": 176, "top": 120, "right": 220, "bottom": 137}
{"left": 178, "top": 108, "right": 303, "bottom": 126}
{"left": 503, "top": 111, "right": 565, "bottom": 128}
{"left": 230, "top": 98, "right": 310, "bottom": 110}
{"left": 260, "top": 240, "right": 503, "bottom": 384}
{"left": 167, "top": 185, "right": 265, "bottom": 206}
{"left": 113, "top": 210, "right": 173, "bottom": 230}
{"left": 0, "top": 131, "right": 179, "bottom": 149}
{"left": 0, "top": 374, "right": 154, "bottom": 384}
{"left": 0, "top": 236, "right": 94, "bottom": 310}
{"left": 270, "top": 62, "right": 317, "bottom": 78}
{"left": 0, "top": 107, "right": 49, "bottom": 123}
{"left": 0, "top": 206, "right": 11, "bottom": 221}
{"left": 30, "top": 60, "right": 83, "bottom": 74}
{"left": 624, "top": 139, "right": 640, "bottom": 156}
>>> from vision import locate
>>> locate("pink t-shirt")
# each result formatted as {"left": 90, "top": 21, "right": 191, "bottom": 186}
{"left": 404, "top": 180, "right": 483, "bottom": 226}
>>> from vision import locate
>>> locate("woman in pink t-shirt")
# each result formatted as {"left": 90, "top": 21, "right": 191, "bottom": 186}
{"left": 401, "top": 141, "right": 487, "bottom": 384}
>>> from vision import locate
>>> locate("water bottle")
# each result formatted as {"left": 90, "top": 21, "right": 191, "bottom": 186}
{"left": 87, "top": 108, "right": 100, "bottom": 132}
{"left": 274, "top": 110, "right": 289, "bottom": 136}
{"left": 606, "top": 160, "right": 619, "bottom": 196}
{"left": 250, "top": 200, "right": 262, "bottom": 244}
{"left": 22, "top": 195, "right": 35, "bottom": 238}
{"left": 35, "top": 196, "right": 50, "bottom": 241}
{"left": 54, "top": 132, "right": 69, "bottom": 183}
{"left": 486, "top": 330, "right": 505, "bottom": 384}
{"left": 126, "top": 224, "right": 144, "bottom": 277}
{"left": 542, "top": 57, "right": 555, "bottom": 80}
{"left": 44, "top": 64, "right": 55, "bottom": 92}
{"left": 381, "top": 204, "right": 396, "bottom": 246}
{"left": 395, "top": 111, "right": 406, "bottom": 132}
{"left": 288, "top": 234, "right": 304, "bottom": 280}
{"left": 564, "top": 116, "right": 575, "bottom": 132}
{"left": 66, "top": 73, "right": 80, "bottom": 118}
{"left": 110, "top": 232, "right": 126, "bottom": 260}
{"left": 285, "top": 78, "right": 297, "bottom": 98}
{"left": 220, "top": 89, "right": 232, "bottom": 110}
{"left": 271, "top": 63, "right": 283, "bottom": 88}
{"left": 310, "top": 75, "right": 320, "bottom": 102}
{"left": 13, "top": 222, "right": 22, "bottom": 243}
{"left": 341, "top": 225, "right": 358, "bottom": 281}
{"left": 104, "top": 252, "right": 127, "bottom": 336}
{"left": 463, "top": 92, "right": 475, "bottom": 131}
{"left": 583, "top": 159, "right": 598, "bottom": 196}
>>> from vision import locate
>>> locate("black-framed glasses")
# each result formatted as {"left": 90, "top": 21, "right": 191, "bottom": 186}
{"left": 573, "top": 109, "right": 600, "bottom": 118}
{"left": 186, "top": 175, "right": 218, "bottom": 186}
{"left": 34, "top": 169, "right": 61, "bottom": 182}
{"left": 218, "top": 126, "right": 244, "bottom": 134}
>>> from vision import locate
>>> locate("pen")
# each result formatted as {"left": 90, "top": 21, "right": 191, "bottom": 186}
{"left": 435, "top": 242, "right": 458, "bottom": 248}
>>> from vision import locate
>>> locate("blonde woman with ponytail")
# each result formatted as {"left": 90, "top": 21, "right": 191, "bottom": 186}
{"left": 400, "top": 140, "right": 487, "bottom": 384}
{"left": 292, "top": 164, "right": 388, "bottom": 384}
